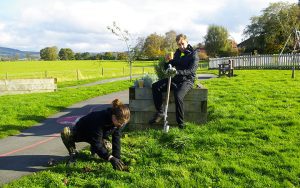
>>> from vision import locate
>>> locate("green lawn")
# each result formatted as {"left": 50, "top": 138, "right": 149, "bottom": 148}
{"left": 0, "top": 60, "right": 156, "bottom": 82}
{"left": 3, "top": 70, "right": 300, "bottom": 187}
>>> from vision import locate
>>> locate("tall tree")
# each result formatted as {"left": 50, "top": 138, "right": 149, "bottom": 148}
{"left": 74, "top": 53, "right": 81, "bottom": 60}
{"left": 132, "top": 37, "right": 145, "bottom": 60}
{"left": 204, "top": 25, "right": 230, "bottom": 57}
{"left": 58, "top": 48, "right": 75, "bottom": 60}
{"left": 103, "top": 52, "right": 115, "bottom": 60}
{"left": 163, "top": 30, "right": 177, "bottom": 53}
{"left": 243, "top": 2, "right": 300, "bottom": 54}
{"left": 40, "top": 46, "right": 58, "bottom": 61}
{"left": 117, "top": 52, "right": 128, "bottom": 60}
{"left": 80, "top": 52, "right": 91, "bottom": 60}
{"left": 143, "top": 33, "right": 164, "bottom": 60}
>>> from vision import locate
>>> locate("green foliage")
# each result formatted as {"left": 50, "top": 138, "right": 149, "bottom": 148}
{"left": 134, "top": 74, "right": 158, "bottom": 88}
{"left": 0, "top": 60, "right": 156, "bottom": 82}
{"left": 117, "top": 52, "right": 128, "bottom": 60}
{"left": 143, "top": 33, "right": 165, "bottom": 60}
{"left": 163, "top": 30, "right": 177, "bottom": 52}
{"left": 243, "top": 2, "right": 300, "bottom": 54}
{"left": 80, "top": 52, "right": 91, "bottom": 60}
{"left": 103, "top": 52, "right": 115, "bottom": 60}
{"left": 58, "top": 48, "right": 75, "bottom": 60}
{"left": 204, "top": 25, "right": 230, "bottom": 57}
{"left": 154, "top": 57, "right": 167, "bottom": 80}
{"left": 40, "top": 46, "right": 58, "bottom": 61}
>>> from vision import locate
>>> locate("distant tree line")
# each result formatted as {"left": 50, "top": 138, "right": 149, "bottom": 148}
{"left": 39, "top": 30, "right": 180, "bottom": 61}
{"left": 39, "top": 47, "right": 123, "bottom": 61}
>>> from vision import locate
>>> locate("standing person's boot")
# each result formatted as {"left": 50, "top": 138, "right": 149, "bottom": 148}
{"left": 148, "top": 112, "right": 164, "bottom": 124}
{"left": 178, "top": 123, "right": 185, "bottom": 129}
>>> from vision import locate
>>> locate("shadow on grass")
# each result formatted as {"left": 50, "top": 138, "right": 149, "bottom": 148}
{"left": 18, "top": 115, "right": 46, "bottom": 122}
{"left": 46, "top": 105, "right": 66, "bottom": 112}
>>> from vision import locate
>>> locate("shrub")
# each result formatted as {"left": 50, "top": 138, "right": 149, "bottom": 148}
{"left": 134, "top": 74, "right": 158, "bottom": 88}
{"left": 154, "top": 57, "right": 168, "bottom": 80}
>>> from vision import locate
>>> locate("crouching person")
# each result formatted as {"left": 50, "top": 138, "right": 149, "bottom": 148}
{"left": 61, "top": 98, "right": 130, "bottom": 171}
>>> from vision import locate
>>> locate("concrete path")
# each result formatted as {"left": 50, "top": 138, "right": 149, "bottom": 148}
{"left": 198, "top": 74, "right": 218, "bottom": 80}
{"left": 67, "top": 75, "right": 141, "bottom": 88}
{"left": 0, "top": 74, "right": 216, "bottom": 185}
{"left": 67, "top": 73, "right": 217, "bottom": 89}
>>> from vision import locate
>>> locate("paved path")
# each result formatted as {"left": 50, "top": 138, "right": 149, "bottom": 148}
{"left": 67, "top": 74, "right": 217, "bottom": 88}
{"left": 0, "top": 74, "right": 216, "bottom": 185}
{"left": 67, "top": 75, "right": 141, "bottom": 88}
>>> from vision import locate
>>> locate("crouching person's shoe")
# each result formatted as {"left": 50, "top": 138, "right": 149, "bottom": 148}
{"left": 103, "top": 139, "right": 112, "bottom": 151}
{"left": 61, "top": 127, "right": 77, "bottom": 155}
{"left": 148, "top": 112, "right": 164, "bottom": 124}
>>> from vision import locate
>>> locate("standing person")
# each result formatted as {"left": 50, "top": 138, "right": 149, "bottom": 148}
{"left": 61, "top": 99, "right": 130, "bottom": 171}
{"left": 149, "top": 34, "right": 199, "bottom": 129}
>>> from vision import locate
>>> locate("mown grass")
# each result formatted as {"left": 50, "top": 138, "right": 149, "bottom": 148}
{"left": 3, "top": 70, "right": 300, "bottom": 187}
{"left": 0, "top": 80, "right": 133, "bottom": 139}
{"left": 0, "top": 60, "right": 156, "bottom": 82}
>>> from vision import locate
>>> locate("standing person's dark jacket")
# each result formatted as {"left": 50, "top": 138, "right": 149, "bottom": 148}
{"left": 165, "top": 44, "right": 199, "bottom": 82}
{"left": 73, "top": 108, "right": 121, "bottom": 160}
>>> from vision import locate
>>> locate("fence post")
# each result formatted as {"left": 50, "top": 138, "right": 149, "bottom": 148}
{"left": 102, "top": 67, "right": 104, "bottom": 76}
{"left": 77, "top": 69, "right": 79, "bottom": 80}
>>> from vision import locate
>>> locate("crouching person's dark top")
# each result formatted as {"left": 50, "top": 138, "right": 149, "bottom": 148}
{"left": 73, "top": 108, "right": 121, "bottom": 160}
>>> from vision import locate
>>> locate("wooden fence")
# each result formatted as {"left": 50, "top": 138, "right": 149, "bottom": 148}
{"left": 209, "top": 53, "right": 300, "bottom": 69}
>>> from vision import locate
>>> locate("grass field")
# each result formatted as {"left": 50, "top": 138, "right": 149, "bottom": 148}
{"left": 2, "top": 69, "right": 300, "bottom": 187}
{"left": 0, "top": 60, "right": 209, "bottom": 85}
{"left": 0, "top": 60, "right": 157, "bottom": 82}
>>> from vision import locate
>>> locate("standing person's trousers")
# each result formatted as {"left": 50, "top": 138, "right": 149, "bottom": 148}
{"left": 151, "top": 78, "right": 193, "bottom": 125}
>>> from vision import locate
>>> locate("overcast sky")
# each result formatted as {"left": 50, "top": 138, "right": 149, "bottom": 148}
{"left": 0, "top": 0, "right": 297, "bottom": 52}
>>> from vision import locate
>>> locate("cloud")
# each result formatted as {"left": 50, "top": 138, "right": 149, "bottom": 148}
{"left": 0, "top": 0, "right": 297, "bottom": 52}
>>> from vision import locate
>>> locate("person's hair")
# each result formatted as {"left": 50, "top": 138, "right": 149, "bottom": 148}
{"left": 176, "top": 34, "right": 188, "bottom": 43}
{"left": 111, "top": 99, "right": 130, "bottom": 126}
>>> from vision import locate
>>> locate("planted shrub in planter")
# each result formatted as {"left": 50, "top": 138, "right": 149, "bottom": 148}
{"left": 154, "top": 57, "right": 168, "bottom": 80}
{"left": 134, "top": 74, "right": 158, "bottom": 88}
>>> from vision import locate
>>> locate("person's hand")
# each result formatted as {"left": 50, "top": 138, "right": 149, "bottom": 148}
{"left": 165, "top": 52, "right": 173, "bottom": 62}
{"left": 109, "top": 156, "right": 126, "bottom": 171}
{"left": 165, "top": 65, "right": 177, "bottom": 77}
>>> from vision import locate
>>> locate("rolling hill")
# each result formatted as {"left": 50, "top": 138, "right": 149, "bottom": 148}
{"left": 0, "top": 47, "right": 40, "bottom": 59}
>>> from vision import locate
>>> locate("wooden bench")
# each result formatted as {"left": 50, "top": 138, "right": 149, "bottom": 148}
{"left": 128, "top": 86, "right": 208, "bottom": 130}
{"left": 218, "top": 60, "right": 234, "bottom": 77}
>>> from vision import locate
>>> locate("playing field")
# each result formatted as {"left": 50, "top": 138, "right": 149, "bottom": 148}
{"left": 0, "top": 60, "right": 156, "bottom": 82}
